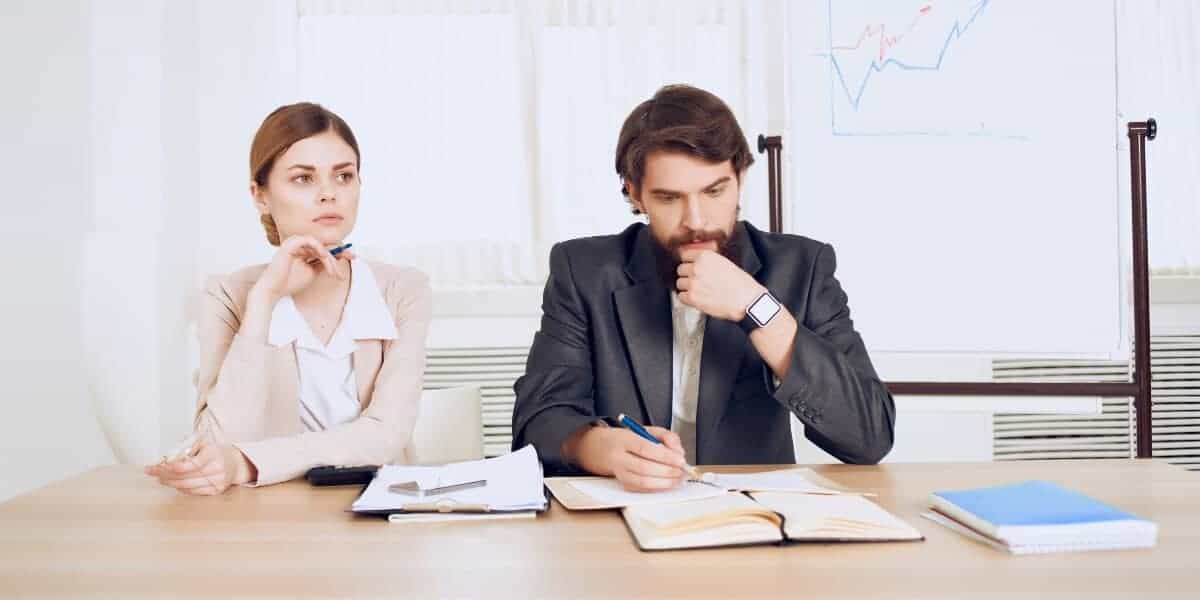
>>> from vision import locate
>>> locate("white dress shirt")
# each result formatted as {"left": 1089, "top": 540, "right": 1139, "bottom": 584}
{"left": 670, "top": 291, "right": 706, "bottom": 464}
{"left": 268, "top": 259, "right": 398, "bottom": 432}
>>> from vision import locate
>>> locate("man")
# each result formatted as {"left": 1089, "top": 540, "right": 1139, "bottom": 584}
{"left": 512, "top": 84, "right": 895, "bottom": 491}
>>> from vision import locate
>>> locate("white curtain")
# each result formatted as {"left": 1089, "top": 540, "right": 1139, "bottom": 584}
{"left": 83, "top": 0, "right": 302, "bottom": 464}
{"left": 1118, "top": 0, "right": 1200, "bottom": 274}
{"left": 295, "top": 0, "right": 775, "bottom": 284}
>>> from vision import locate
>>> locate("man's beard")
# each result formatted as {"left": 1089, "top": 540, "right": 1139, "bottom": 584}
{"left": 650, "top": 226, "right": 739, "bottom": 291}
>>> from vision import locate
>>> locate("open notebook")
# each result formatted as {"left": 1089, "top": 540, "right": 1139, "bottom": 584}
{"left": 624, "top": 492, "right": 924, "bottom": 551}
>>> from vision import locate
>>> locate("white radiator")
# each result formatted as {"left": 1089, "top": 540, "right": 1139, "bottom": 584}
{"left": 423, "top": 347, "right": 527, "bottom": 457}
{"left": 422, "top": 336, "right": 1200, "bottom": 468}
{"left": 992, "top": 335, "right": 1200, "bottom": 470}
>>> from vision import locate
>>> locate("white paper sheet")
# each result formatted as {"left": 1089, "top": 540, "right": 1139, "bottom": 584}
{"left": 567, "top": 478, "right": 727, "bottom": 507}
{"left": 352, "top": 445, "right": 546, "bottom": 513}
{"left": 706, "top": 469, "right": 845, "bottom": 494}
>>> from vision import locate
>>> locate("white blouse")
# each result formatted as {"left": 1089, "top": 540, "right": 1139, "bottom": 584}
{"left": 267, "top": 259, "right": 398, "bottom": 432}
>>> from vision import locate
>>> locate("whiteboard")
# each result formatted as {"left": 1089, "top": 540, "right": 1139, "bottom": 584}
{"left": 788, "top": 0, "right": 1124, "bottom": 356}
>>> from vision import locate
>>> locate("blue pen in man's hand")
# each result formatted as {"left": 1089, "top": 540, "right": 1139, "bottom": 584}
{"left": 616, "top": 413, "right": 703, "bottom": 481}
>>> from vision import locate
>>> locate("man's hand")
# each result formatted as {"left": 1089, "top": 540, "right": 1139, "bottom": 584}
{"left": 562, "top": 425, "right": 689, "bottom": 492}
{"left": 676, "top": 248, "right": 765, "bottom": 321}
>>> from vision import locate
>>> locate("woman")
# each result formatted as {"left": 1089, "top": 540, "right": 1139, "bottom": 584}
{"left": 145, "top": 103, "right": 431, "bottom": 494}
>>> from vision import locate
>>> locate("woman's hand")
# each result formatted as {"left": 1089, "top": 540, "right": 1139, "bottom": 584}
{"left": 250, "top": 235, "right": 349, "bottom": 303}
{"left": 144, "top": 440, "right": 256, "bottom": 496}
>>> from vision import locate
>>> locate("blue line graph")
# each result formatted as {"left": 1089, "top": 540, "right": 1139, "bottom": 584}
{"left": 823, "top": 0, "right": 1026, "bottom": 140}
{"left": 829, "top": 0, "right": 990, "bottom": 111}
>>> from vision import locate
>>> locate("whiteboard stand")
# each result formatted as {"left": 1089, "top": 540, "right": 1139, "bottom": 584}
{"left": 759, "top": 120, "right": 1158, "bottom": 458}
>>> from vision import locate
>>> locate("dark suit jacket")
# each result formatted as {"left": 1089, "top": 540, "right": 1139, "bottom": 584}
{"left": 512, "top": 221, "right": 895, "bottom": 474}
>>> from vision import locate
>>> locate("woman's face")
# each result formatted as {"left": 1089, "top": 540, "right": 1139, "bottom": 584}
{"left": 253, "top": 129, "right": 360, "bottom": 247}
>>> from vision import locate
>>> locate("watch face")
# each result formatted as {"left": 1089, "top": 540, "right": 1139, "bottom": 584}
{"left": 748, "top": 293, "right": 781, "bottom": 326}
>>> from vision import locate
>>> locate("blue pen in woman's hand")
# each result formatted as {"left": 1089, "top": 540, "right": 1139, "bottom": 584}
{"left": 616, "top": 413, "right": 704, "bottom": 481}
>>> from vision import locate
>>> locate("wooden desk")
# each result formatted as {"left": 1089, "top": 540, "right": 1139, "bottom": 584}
{"left": 0, "top": 460, "right": 1196, "bottom": 598}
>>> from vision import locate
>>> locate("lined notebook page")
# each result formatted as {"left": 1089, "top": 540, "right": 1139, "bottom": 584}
{"left": 751, "top": 492, "right": 923, "bottom": 541}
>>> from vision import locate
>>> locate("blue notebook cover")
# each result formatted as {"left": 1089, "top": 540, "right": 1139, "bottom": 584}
{"left": 933, "top": 480, "right": 1140, "bottom": 527}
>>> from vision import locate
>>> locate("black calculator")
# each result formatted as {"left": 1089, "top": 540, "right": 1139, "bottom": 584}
{"left": 304, "top": 465, "right": 379, "bottom": 486}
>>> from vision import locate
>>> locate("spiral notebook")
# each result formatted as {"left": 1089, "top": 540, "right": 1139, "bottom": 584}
{"left": 924, "top": 480, "right": 1158, "bottom": 555}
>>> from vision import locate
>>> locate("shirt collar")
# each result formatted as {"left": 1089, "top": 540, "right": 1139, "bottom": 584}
{"left": 268, "top": 259, "right": 398, "bottom": 349}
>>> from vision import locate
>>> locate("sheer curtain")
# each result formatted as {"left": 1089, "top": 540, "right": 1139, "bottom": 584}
{"left": 295, "top": 0, "right": 775, "bottom": 285}
{"left": 296, "top": 7, "right": 540, "bottom": 285}
{"left": 534, "top": 1, "right": 771, "bottom": 244}
{"left": 1118, "top": 0, "right": 1200, "bottom": 274}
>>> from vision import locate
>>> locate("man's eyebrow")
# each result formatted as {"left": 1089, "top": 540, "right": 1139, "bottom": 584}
{"left": 702, "top": 176, "right": 732, "bottom": 191}
{"left": 648, "top": 187, "right": 682, "bottom": 195}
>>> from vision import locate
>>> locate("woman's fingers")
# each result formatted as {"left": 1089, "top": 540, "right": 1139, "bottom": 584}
{"left": 293, "top": 236, "right": 341, "bottom": 277}
{"left": 149, "top": 448, "right": 221, "bottom": 481}
{"left": 161, "top": 475, "right": 220, "bottom": 493}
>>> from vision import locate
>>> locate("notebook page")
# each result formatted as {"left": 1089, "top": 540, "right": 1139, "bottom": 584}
{"left": 752, "top": 492, "right": 922, "bottom": 541}
{"left": 623, "top": 494, "right": 783, "bottom": 550}
{"left": 631, "top": 493, "right": 781, "bottom": 531}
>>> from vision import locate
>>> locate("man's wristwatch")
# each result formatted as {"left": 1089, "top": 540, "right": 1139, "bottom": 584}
{"left": 739, "top": 290, "right": 782, "bottom": 333}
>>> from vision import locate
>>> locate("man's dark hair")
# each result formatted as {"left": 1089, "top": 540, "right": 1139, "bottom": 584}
{"left": 614, "top": 84, "right": 755, "bottom": 214}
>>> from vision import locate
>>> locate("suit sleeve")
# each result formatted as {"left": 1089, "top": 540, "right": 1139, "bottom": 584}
{"left": 192, "top": 277, "right": 275, "bottom": 443}
{"left": 511, "top": 243, "right": 600, "bottom": 474}
{"left": 771, "top": 243, "right": 896, "bottom": 464}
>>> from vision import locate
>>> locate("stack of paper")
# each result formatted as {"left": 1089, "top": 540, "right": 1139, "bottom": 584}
{"left": 925, "top": 480, "right": 1158, "bottom": 554}
{"left": 352, "top": 445, "right": 547, "bottom": 516}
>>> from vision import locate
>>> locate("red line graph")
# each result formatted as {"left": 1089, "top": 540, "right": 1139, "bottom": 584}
{"left": 832, "top": 4, "right": 934, "bottom": 62}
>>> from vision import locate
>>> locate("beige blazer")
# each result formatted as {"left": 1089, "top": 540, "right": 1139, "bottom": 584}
{"left": 193, "top": 259, "right": 431, "bottom": 486}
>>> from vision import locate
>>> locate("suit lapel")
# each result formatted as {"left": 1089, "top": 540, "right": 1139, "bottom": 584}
{"left": 696, "top": 223, "right": 764, "bottom": 462}
{"left": 614, "top": 283, "right": 672, "bottom": 428}
{"left": 614, "top": 227, "right": 673, "bottom": 428}
{"left": 352, "top": 340, "right": 383, "bottom": 409}
{"left": 265, "top": 343, "right": 301, "bottom": 437}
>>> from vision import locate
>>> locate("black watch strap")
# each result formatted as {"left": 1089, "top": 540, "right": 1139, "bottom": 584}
{"left": 739, "top": 291, "right": 782, "bottom": 333}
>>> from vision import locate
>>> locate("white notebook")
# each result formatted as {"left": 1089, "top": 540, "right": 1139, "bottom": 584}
{"left": 351, "top": 445, "right": 547, "bottom": 516}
